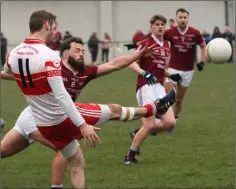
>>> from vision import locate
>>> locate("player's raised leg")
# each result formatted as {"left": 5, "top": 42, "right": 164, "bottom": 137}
{"left": 107, "top": 89, "right": 176, "bottom": 122}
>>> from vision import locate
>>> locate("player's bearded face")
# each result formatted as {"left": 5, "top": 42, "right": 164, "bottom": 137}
{"left": 68, "top": 56, "right": 85, "bottom": 71}
{"left": 151, "top": 20, "right": 165, "bottom": 36}
{"left": 68, "top": 43, "right": 85, "bottom": 71}
{"left": 176, "top": 12, "right": 188, "bottom": 29}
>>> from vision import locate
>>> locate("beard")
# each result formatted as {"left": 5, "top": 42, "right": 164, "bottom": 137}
{"left": 179, "top": 22, "right": 187, "bottom": 29}
{"left": 68, "top": 56, "right": 85, "bottom": 72}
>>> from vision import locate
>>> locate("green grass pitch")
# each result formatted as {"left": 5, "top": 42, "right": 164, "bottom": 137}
{"left": 0, "top": 64, "right": 234, "bottom": 188}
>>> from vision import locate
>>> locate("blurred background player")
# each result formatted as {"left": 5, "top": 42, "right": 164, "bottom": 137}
{"left": 168, "top": 18, "right": 176, "bottom": 29}
{"left": 1, "top": 36, "right": 176, "bottom": 189}
{"left": 163, "top": 8, "right": 207, "bottom": 123}
{"left": 88, "top": 32, "right": 100, "bottom": 64}
{"left": 4, "top": 10, "right": 101, "bottom": 189}
{"left": 132, "top": 30, "right": 146, "bottom": 45}
{"left": 1, "top": 32, "right": 8, "bottom": 66}
{"left": 1, "top": 118, "right": 5, "bottom": 128}
{"left": 124, "top": 14, "right": 182, "bottom": 164}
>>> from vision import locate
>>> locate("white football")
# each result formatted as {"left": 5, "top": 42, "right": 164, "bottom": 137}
{"left": 206, "top": 38, "right": 232, "bottom": 64}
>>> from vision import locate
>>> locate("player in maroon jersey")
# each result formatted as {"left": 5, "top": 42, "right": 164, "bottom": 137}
{"left": 124, "top": 14, "right": 182, "bottom": 164}
{"left": 163, "top": 8, "right": 207, "bottom": 122}
{"left": 1, "top": 36, "right": 176, "bottom": 188}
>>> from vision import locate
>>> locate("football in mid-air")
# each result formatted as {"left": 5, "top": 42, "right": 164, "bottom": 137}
{"left": 206, "top": 38, "right": 232, "bottom": 64}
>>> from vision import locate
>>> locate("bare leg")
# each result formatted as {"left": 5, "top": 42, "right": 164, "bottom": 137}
{"left": 51, "top": 152, "right": 68, "bottom": 188}
{"left": 125, "top": 108, "right": 176, "bottom": 164}
{"left": 107, "top": 103, "right": 155, "bottom": 121}
{"left": 1, "top": 129, "right": 30, "bottom": 158}
{"left": 129, "top": 116, "right": 155, "bottom": 149}
{"left": 67, "top": 146, "right": 85, "bottom": 189}
{"left": 173, "top": 84, "right": 188, "bottom": 116}
{"left": 164, "top": 81, "right": 176, "bottom": 93}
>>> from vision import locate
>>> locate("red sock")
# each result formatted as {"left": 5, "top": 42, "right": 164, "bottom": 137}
{"left": 144, "top": 103, "right": 156, "bottom": 117}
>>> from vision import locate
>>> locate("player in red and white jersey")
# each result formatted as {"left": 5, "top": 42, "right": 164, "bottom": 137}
{"left": 124, "top": 14, "right": 182, "bottom": 164}
{"left": 163, "top": 8, "right": 207, "bottom": 121}
{"left": 3, "top": 10, "right": 101, "bottom": 189}
{"left": 1, "top": 35, "right": 176, "bottom": 188}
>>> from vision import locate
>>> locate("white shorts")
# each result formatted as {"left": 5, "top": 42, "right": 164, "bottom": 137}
{"left": 165, "top": 68, "right": 194, "bottom": 87}
{"left": 136, "top": 83, "right": 166, "bottom": 106}
{"left": 13, "top": 104, "right": 111, "bottom": 144}
{"left": 13, "top": 106, "right": 37, "bottom": 144}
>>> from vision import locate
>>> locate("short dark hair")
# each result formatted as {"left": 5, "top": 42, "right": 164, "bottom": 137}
{"left": 29, "top": 10, "right": 56, "bottom": 33}
{"left": 176, "top": 8, "right": 189, "bottom": 15}
{"left": 169, "top": 18, "right": 175, "bottom": 22}
{"left": 60, "top": 37, "right": 84, "bottom": 56}
{"left": 150, "top": 14, "right": 167, "bottom": 25}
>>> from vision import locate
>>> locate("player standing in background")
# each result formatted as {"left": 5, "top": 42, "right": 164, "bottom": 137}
{"left": 1, "top": 118, "right": 5, "bottom": 128}
{"left": 1, "top": 36, "right": 176, "bottom": 189}
{"left": 124, "top": 14, "right": 182, "bottom": 164}
{"left": 4, "top": 10, "right": 101, "bottom": 189}
{"left": 164, "top": 8, "right": 207, "bottom": 122}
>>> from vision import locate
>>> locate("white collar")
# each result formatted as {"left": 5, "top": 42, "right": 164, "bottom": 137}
{"left": 177, "top": 25, "right": 189, "bottom": 35}
{"left": 151, "top": 34, "right": 164, "bottom": 47}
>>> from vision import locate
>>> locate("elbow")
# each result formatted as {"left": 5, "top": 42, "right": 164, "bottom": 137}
{"left": 112, "top": 64, "right": 121, "bottom": 71}
{"left": 54, "top": 91, "right": 68, "bottom": 102}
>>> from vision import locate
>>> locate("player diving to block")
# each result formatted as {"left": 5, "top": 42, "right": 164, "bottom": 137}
{"left": 1, "top": 26, "right": 176, "bottom": 189}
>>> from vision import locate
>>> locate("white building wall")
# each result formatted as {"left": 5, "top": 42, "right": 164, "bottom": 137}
{"left": 2, "top": 1, "right": 231, "bottom": 62}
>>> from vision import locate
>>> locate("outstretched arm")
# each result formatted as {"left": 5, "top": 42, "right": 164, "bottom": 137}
{"left": 128, "top": 61, "right": 157, "bottom": 86}
{"left": 96, "top": 51, "right": 142, "bottom": 77}
{"left": 96, "top": 43, "right": 155, "bottom": 77}
{"left": 128, "top": 61, "right": 145, "bottom": 75}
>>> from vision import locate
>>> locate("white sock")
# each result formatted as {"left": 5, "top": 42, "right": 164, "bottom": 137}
{"left": 51, "top": 184, "right": 63, "bottom": 189}
{"left": 120, "top": 107, "right": 135, "bottom": 121}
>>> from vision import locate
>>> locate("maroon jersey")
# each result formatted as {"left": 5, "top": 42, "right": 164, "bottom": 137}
{"left": 136, "top": 35, "right": 170, "bottom": 91}
{"left": 163, "top": 26, "right": 204, "bottom": 71}
{"left": 62, "top": 65, "right": 98, "bottom": 101}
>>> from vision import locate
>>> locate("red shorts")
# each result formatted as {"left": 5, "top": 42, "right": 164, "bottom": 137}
{"left": 37, "top": 102, "right": 110, "bottom": 150}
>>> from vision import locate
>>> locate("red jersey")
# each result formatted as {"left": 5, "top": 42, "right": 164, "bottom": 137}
{"left": 136, "top": 35, "right": 170, "bottom": 91}
{"left": 163, "top": 26, "right": 204, "bottom": 71}
{"left": 132, "top": 32, "right": 146, "bottom": 44}
{"left": 62, "top": 65, "right": 98, "bottom": 101}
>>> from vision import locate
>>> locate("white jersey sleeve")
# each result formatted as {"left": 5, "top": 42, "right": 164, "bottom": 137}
{"left": 45, "top": 54, "right": 85, "bottom": 127}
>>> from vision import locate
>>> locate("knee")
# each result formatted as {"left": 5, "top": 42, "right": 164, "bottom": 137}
{"left": 143, "top": 119, "right": 156, "bottom": 131}
{"left": 0, "top": 148, "right": 7, "bottom": 158}
{"left": 0, "top": 142, "right": 10, "bottom": 158}
{"left": 163, "top": 118, "right": 176, "bottom": 130}
{"left": 69, "top": 153, "right": 85, "bottom": 170}
{"left": 107, "top": 104, "right": 122, "bottom": 119}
